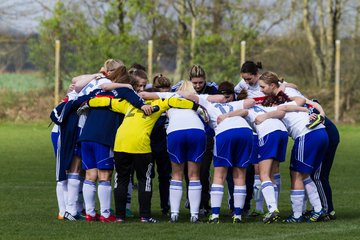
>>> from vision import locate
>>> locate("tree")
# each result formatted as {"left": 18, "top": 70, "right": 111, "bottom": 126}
{"left": 303, "top": 0, "right": 342, "bottom": 87}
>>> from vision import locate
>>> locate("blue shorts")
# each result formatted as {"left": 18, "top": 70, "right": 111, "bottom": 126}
{"left": 258, "top": 130, "right": 288, "bottom": 162}
{"left": 290, "top": 129, "right": 329, "bottom": 174}
{"left": 167, "top": 129, "right": 206, "bottom": 164}
{"left": 81, "top": 141, "right": 114, "bottom": 170}
{"left": 249, "top": 134, "right": 259, "bottom": 164}
{"left": 51, "top": 131, "right": 59, "bottom": 157}
{"left": 213, "top": 128, "right": 253, "bottom": 168}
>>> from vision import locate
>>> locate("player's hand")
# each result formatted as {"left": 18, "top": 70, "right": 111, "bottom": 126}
{"left": 141, "top": 105, "right": 153, "bottom": 116}
{"left": 217, "top": 114, "right": 227, "bottom": 124}
{"left": 255, "top": 115, "right": 266, "bottom": 125}
{"left": 77, "top": 101, "right": 90, "bottom": 116}
{"left": 197, "top": 105, "right": 209, "bottom": 123}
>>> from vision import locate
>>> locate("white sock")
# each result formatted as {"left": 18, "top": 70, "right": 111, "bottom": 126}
{"left": 274, "top": 173, "right": 281, "bottom": 195}
{"left": 210, "top": 184, "right": 224, "bottom": 217}
{"left": 261, "top": 181, "right": 277, "bottom": 213}
{"left": 290, "top": 190, "right": 305, "bottom": 218}
{"left": 66, "top": 173, "right": 80, "bottom": 216}
{"left": 189, "top": 180, "right": 202, "bottom": 217}
{"left": 56, "top": 180, "right": 67, "bottom": 216}
{"left": 98, "top": 180, "right": 112, "bottom": 218}
{"left": 126, "top": 179, "right": 133, "bottom": 210}
{"left": 273, "top": 184, "right": 279, "bottom": 205}
{"left": 254, "top": 175, "right": 264, "bottom": 212}
{"left": 83, "top": 180, "right": 96, "bottom": 217}
{"left": 170, "top": 180, "right": 183, "bottom": 215}
{"left": 303, "top": 177, "right": 322, "bottom": 212}
{"left": 77, "top": 176, "right": 85, "bottom": 213}
{"left": 302, "top": 193, "right": 309, "bottom": 213}
{"left": 233, "top": 185, "right": 246, "bottom": 217}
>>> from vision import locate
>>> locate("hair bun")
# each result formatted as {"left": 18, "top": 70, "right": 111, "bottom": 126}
{"left": 256, "top": 62, "right": 263, "bottom": 69}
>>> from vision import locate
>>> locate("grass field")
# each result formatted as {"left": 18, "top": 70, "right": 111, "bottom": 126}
{"left": 0, "top": 123, "right": 360, "bottom": 240}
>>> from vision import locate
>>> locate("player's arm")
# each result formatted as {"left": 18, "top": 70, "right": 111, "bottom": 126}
{"left": 166, "top": 97, "right": 200, "bottom": 110}
{"left": 207, "top": 94, "right": 227, "bottom": 103}
{"left": 88, "top": 97, "right": 128, "bottom": 114}
{"left": 217, "top": 109, "right": 249, "bottom": 124}
{"left": 254, "top": 110, "right": 286, "bottom": 125}
{"left": 243, "top": 98, "right": 256, "bottom": 108}
{"left": 100, "top": 82, "right": 133, "bottom": 91}
{"left": 138, "top": 92, "right": 160, "bottom": 100}
{"left": 177, "top": 90, "right": 200, "bottom": 103}
{"left": 305, "top": 98, "right": 326, "bottom": 117}
{"left": 277, "top": 104, "right": 308, "bottom": 113}
{"left": 73, "top": 74, "right": 101, "bottom": 93}
{"left": 289, "top": 96, "right": 306, "bottom": 106}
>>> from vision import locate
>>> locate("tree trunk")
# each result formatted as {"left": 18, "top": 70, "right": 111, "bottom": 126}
{"left": 303, "top": 0, "right": 324, "bottom": 86}
{"left": 117, "top": 0, "right": 125, "bottom": 35}
{"left": 174, "top": 0, "right": 187, "bottom": 82}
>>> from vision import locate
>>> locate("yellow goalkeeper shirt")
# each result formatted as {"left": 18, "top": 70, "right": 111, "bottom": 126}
{"left": 88, "top": 97, "right": 196, "bottom": 153}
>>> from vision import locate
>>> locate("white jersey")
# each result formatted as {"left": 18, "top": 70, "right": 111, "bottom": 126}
{"left": 156, "top": 92, "right": 204, "bottom": 134}
{"left": 198, "top": 95, "right": 251, "bottom": 135}
{"left": 234, "top": 79, "right": 265, "bottom": 98}
{"left": 284, "top": 87, "right": 304, "bottom": 98}
{"left": 246, "top": 105, "right": 287, "bottom": 139}
{"left": 78, "top": 77, "right": 112, "bottom": 128}
{"left": 268, "top": 101, "right": 325, "bottom": 139}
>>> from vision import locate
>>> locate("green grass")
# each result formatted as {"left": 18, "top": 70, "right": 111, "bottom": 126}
{"left": 0, "top": 73, "right": 50, "bottom": 92}
{"left": 0, "top": 123, "right": 360, "bottom": 239}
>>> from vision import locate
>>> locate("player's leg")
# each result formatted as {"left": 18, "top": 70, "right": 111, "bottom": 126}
{"left": 169, "top": 162, "right": 184, "bottom": 222}
{"left": 232, "top": 167, "right": 247, "bottom": 223}
{"left": 188, "top": 161, "right": 202, "bottom": 222}
{"left": 113, "top": 152, "right": 132, "bottom": 221}
{"left": 134, "top": 153, "right": 155, "bottom": 222}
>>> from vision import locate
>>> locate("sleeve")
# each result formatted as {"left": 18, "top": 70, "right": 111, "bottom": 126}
{"left": 234, "top": 80, "right": 247, "bottom": 94}
{"left": 166, "top": 97, "right": 198, "bottom": 110}
{"left": 198, "top": 94, "right": 209, "bottom": 107}
{"left": 88, "top": 97, "right": 128, "bottom": 114}
{"left": 113, "top": 88, "right": 145, "bottom": 109}
{"left": 284, "top": 87, "right": 303, "bottom": 97}
{"left": 230, "top": 100, "right": 244, "bottom": 110}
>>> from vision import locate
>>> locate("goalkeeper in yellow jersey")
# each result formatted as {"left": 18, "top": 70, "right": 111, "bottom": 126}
{"left": 88, "top": 95, "right": 206, "bottom": 223}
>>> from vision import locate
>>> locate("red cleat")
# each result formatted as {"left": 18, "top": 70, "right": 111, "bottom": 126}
{"left": 99, "top": 214, "right": 116, "bottom": 222}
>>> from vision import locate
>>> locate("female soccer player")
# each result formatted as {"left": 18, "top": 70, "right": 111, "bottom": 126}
{"left": 258, "top": 71, "right": 329, "bottom": 223}
{"left": 178, "top": 83, "right": 255, "bottom": 223}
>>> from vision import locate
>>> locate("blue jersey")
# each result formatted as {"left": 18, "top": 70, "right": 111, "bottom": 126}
{"left": 78, "top": 87, "right": 145, "bottom": 147}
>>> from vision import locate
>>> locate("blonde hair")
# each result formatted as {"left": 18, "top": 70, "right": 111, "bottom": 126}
{"left": 259, "top": 71, "right": 281, "bottom": 87}
{"left": 177, "top": 80, "right": 197, "bottom": 94}
{"left": 102, "top": 59, "right": 124, "bottom": 72}
{"left": 189, "top": 64, "right": 206, "bottom": 80}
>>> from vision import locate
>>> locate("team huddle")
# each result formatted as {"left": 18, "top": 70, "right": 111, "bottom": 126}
{"left": 50, "top": 60, "right": 339, "bottom": 224}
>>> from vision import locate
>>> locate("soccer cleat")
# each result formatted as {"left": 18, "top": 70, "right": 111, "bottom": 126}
{"left": 126, "top": 208, "right": 134, "bottom": 218}
{"left": 232, "top": 216, "right": 242, "bottom": 224}
{"left": 263, "top": 210, "right": 280, "bottom": 224}
{"left": 169, "top": 214, "right": 179, "bottom": 223}
{"left": 328, "top": 211, "right": 336, "bottom": 220}
{"left": 140, "top": 217, "right": 158, "bottom": 223}
{"left": 306, "top": 114, "right": 325, "bottom": 129}
{"left": 85, "top": 213, "right": 100, "bottom": 222}
{"left": 282, "top": 214, "right": 304, "bottom": 223}
{"left": 116, "top": 217, "right": 125, "bottom": 223}
{"left": 199, "top": 208, "right": 209, "bottom": 217}
{"left": 99, "top": 214, "right": 116, "bottom": 222}
{"left": 248, "top": 209, "right": 264, "bottom": 217}
{"left": 64, "top": 211, "right": 83, "bottom": 221}
{"left": 208, "top": 215, "right": 220, "bottom": 224}
{"left": 190, "top": 216, "right": 201, "bottom": 223}
{"left": 307, "top": 209, "right": 326, "bottom": 222}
